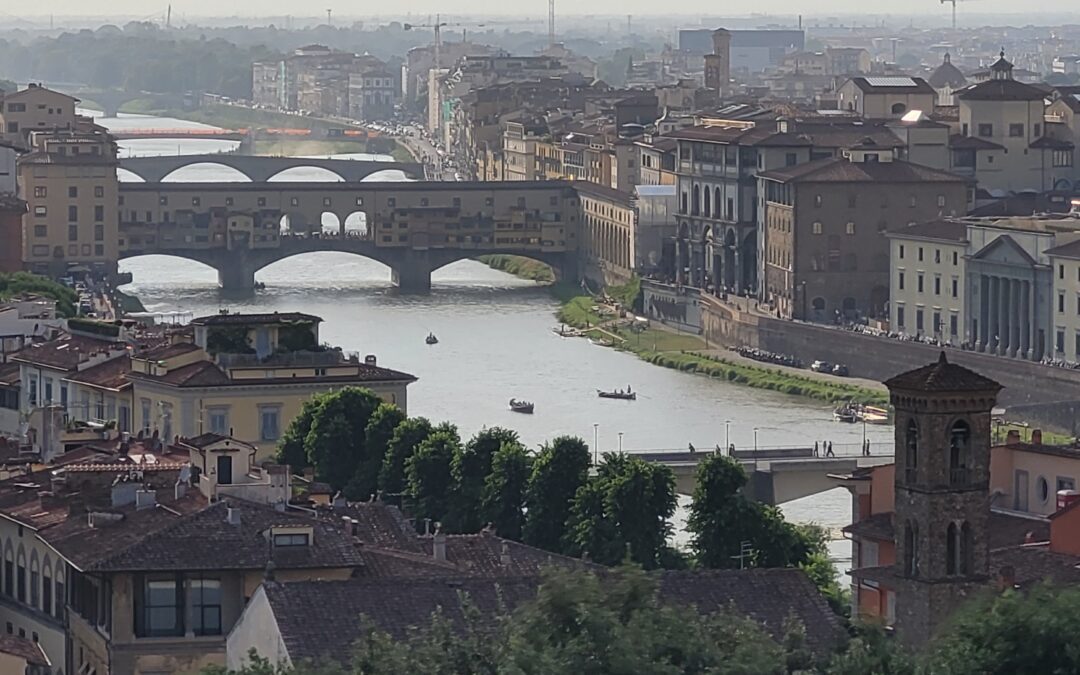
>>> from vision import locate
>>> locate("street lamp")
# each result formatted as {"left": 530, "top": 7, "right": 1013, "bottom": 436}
{"left": 593, "top": 423, "right": 599, "bottom": 465}
{"left": 618, "top": 432, "right": 624, "bottom": 453}
{"left": 753, "top": 427, "right": 759, "bottom": 453}
{"left": 725, "top": 420, "right": 731, "bottom": 451}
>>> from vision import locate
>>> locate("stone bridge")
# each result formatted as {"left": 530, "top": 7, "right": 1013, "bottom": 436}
{"left": 632, "top": 445, "right": 895, "bottom": 503}
{"left": 117, "top": 180, "right": 584, "bottom": 292}
{"left": 119, "top": 154, "right": 425, "bottom": 183}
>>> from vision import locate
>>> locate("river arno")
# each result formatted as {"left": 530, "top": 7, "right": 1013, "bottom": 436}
{"left": 94, "top": 110, "right": 894, "bottom": 561}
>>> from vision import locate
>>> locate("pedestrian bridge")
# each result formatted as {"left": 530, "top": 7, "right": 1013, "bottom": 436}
{"left": 118, "top": 154, "right": 425, "bottom": 183}
{"left": 631, "top": 444, "right": 894, "bottom": 504}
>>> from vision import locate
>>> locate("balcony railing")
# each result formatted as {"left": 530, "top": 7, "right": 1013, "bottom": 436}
{"left": 216, "top": 350, "right": 358, "bottom": 369}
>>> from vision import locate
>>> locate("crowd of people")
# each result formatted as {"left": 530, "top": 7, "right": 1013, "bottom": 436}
{"left": 729, "top": 345, "right": 803, "bottom": 368}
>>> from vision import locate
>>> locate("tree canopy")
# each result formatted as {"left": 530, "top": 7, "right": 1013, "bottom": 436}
{"left": 522, "top": 435, "right": 591, "bottom": 554}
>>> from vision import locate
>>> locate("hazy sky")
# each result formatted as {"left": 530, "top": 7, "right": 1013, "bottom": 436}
{"left": 3, "top": 2, "right": 1072, "bottom": 23}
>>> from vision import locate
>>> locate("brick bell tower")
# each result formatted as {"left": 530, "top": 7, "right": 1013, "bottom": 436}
{"left": 883, "top": 352, "right": 1002, "bottom": 645}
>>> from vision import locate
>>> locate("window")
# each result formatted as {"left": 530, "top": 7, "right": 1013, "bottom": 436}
{"left": 935, "top": 249, "right": 941, "bottom": 263}
{"left": 94, "top": 224, "right": 104, "bottom": 241}
{"left": 94, "top": 205, "right": 104, "bottom": 222}
{"left": 1053, "top": 150, "right": 1073, "bottom": 167}
{"left": 812, "top": 221, "right": 822, "bottom": 235}
{"left": 1058, "top": 329, "right": 1067, "bottom": 354}
{"left": 136, "top": 575, "right": 183, "bottom": 637}
{"left": 54, "top": 574, "right": 64, "bottom": 620}
{"left": 34, "top": 206, "right": 46, "bottom": 217}
{"left": 1008, "top": 123, "right": 1024, "bottom": 137}
{"left": 898, "top": 271, "right": 905, "bottom": 290}
{"left": 95, "top": 186, "right": 104, "bottom": 198}
{"left": 1061, "top": 264, "right": 1065, "bottom": 280}
{"left": 897, "top": 305, "right": 905, "bottom": 328}
{"left": 68, "top": 186, "right": 78, "bottom": 198}
{"left": 951, "top": 278, "right": 958, "bottom": 298}
{"left": 814, "top": 194, "right": 822, "bottom": 207}
{"left": 191, "top": 576, "right": 222, "bottom": 636}
{"left": 899, "top": 244, "right": 905, "bottom": 259}
{"left": 259, "top": 405, "right": 281, "bottom": 441}
{"left": 946, "top": 522, "right": 958, "bottom": 575}
{"left": 917, "top": 274, "right": 924, "bottom": 293}
{"left": 7, "top": 102, "right": 25, "bottom": 112}
{"left": 978, "top": 123, "right": 993, "bottom": 137}
{"left": 68, "top": 205, "right": 78, "bottom": 222}
{"left": 68, "top": 225, "right": 78, "bottom": 242}
{"left": 30, "top": 561, "right": 38, "bottom": 609}
{"left": 33, "top": 225, "right": 46, "bottom": 237}
{"left": 933, "top": 311, "right": 941, "bottom": 333}
{"left": 1059, "top": 293, "right": 1066, "bottom": 313}
{"left": 226, "top": 197, "right": 234, "bottom": 207}
{"left": 33, "top": 186, "right": 46, "bottom": 198}
{"left": 903, "top": 522, "right": 919, "bottom": 577}
{"left": 159, "top": 196, "right": 168, "bottom": 206}
{"left": 1059, "top": 477, "right": 1077, "bottom": 492}
{"left": 3, "top": 552, "right": 11, "bottom": 597}
{"left": 207, "top": 407, "right": 229, "bottom": 435}
{"left": 934, "top": 276, "right": 941, "bottom": 295}
{"left": 785, "top": 152, "right": 797, "bottom": 166}
{"left": 916, "top": 309, "right": 924, "bottom": 331}
{"left": 1038, "top": 476, "right": 1051, "bottom": 503}
{"left": 1034, "top": 123, "right": 1042, "bottom": 137}
{"left": 953, "top": 251, "right": 958, "bottom": 265}
{"left": 273, "top": 533, "right": 311, "bottom": 547}
{"left": 950, "top": 313, "right": 958, "bottom": 336}
{"left": 918, "top": 247, "right": 924, "bottom": 261}
{"left": 16, "top": 555, "right": 25, "bottom": 603}
{"left": 42, "top": 568, "right": 51, "bottom": 619}
{"left": 949, "top": 421, "right": 971, "bottom": 484}
{"left": 845, "top": 222, "right": 855, "bottom": 235}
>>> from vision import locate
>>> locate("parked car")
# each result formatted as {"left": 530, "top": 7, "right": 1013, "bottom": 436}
{"left": 832, "top": 364, "right": 849, "bottom": 377}
{"left": 811, "top": 360, "right": 832, "bottom": 373}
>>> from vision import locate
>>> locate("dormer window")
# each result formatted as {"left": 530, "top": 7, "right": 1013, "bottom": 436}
{"left": 273, "top": 532, "right": 310, "bottom": 547}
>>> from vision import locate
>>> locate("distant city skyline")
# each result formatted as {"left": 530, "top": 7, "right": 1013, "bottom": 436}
{"left": 3, "top": 3, "right": 1078, "bottom": 24}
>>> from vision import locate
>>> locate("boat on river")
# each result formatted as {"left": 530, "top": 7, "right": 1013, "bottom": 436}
{"left": 509, "top": 399, "right": 534, "bottom": 414}
{"left": 598, "top": 388, "right": 636, "bottom": 400}
{"left": 426, "top": 332, "right": 439, "bottom": 345}
{"left": 832, "top": 403, "right": 857, "bottom": 423}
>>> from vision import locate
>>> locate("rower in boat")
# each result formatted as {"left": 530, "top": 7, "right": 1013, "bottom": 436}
{"left": 425, "top": 332, "right": 438, "bottom": 345}
{"left": 508, "top": 398, "right": 534, "bottom": 414}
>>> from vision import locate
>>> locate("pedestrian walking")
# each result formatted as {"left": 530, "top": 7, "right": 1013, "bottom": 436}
{"left": 814, "top": 441, "right": 819, "bottom": 457}
{"left": 826, "top": 441, "right": 835, "bottom": 457}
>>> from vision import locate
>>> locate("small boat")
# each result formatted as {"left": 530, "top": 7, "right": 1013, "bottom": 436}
{"left": 833, "top": 404, "right": 857, "bottom": 423}
{"left": 508, "top": 398, "right": 534, "bottom": 414}
{"left": 425, "top": 333, "right": 438, "bottom": 345}
{"left": 598, "top": 389, "right": 637, "bottom": 400}
{"left": 254, "top": 281, "right": 266, "bottom": 290}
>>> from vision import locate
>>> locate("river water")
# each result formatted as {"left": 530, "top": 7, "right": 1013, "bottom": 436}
{"left": 91, "top": 110, "right": 894, "bottom": 560}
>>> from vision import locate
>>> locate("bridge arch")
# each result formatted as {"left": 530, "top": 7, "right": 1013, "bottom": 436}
{"left": 160, "top": 162, "right": 252, "bottom": 183}
{"left": 119, "top": 155, "right": 424, "bottom": 184}
{"left": 267, "top": 166, "right": 347, "bottom": 183}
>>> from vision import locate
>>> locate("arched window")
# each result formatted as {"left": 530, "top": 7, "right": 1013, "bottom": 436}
{"left": 3, "top": 543, "right": 12, "bottom": 598}
{"left": 714, "top": 187, "right": 722, "bottom": 218}
{"left": 811, "top": 297, "right": 826, "bottom": 310}
{"left": 946, "top": 522, "right": 958, "bottom": 575}
{"left": 961, "top": 521, "right": 974, "bottom": 575}
{"left": 703, "top": 186, "right": 711, "bottom": 217}
{"left": 692, "top": 185, "right": 701, "bottom": 216}
{"left": 16, "top": 547, "right": 25, "bottom": 603}
{"left": 904, "top": 521, "right": 919, "bottom": 577}
{"left": 42, "top": 557, "right": 52, "bottom": 620}
{"left": 30, "top": 552, "right": 39, "bottom": 610}
{"left": 950, "top": 420, "right": 971, "bottom": 484}
{"left": 891, "top": 102, "right": 907, "bottom": 115}
{"left": 905, "top": 419, "right": 919, "bottom": 481}
{"left": 55, "top": 569, "right": 65, "bottom": 621}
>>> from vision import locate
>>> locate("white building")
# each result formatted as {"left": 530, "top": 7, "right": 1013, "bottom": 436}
{"left": 887, "top": 220, "right": 968, "bottom": 343}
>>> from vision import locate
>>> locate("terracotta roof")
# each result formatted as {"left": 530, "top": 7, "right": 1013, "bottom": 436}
{"left": 10, "top": 334, "right": 127, "bottom": 371}
{"left": 0, "top": 634, "right": 50, "bottom": 666}
{"left": 949, "top": 134, "right": 1004, "bottom": 150}
{"left": 1045, "top": 239, "right": 1080, "bottom": 260}
{"left": 139, "top": 342, "right": 201, "bottom": 360}
{"left": 843, "top": 512, "right": 893, "bottom": 540}
{"left": 179, "top": 432, "right": 233, "bottom": 449}
{"left": 990, "top": 544, "right": 1080, "bottom": 586}
{"left": 261, "top": 567, "right": 843, "bottom": 667}
{"left": 884, "top": 352, "right": 1002, "bottom": 393}
{"left": 759, "top": 157, "right": 968, "bottom": 184}
{"left": 64, "top": 354, "right": 131, "bottom": 390}
{"left": 1030, "top": 136, "right": 1075, "bottom": 150}
{"left": 322, "top": 502, "right": 426, "bottom": 553}
{"left": 418, "top": 531, "right": 596, "bottom": 577}
{"left": 126, "top": 359, "right": 416, "bottom": 388}
{"left": 0, "top": 363, "right": 19, "bottom": 387}
{"left": 886, "top": 219, "right": 969, "bottom": 243}
{"left": 845, "top": 510, "right": 1048, "bottom": 550}
{"left": 957, "top": 79, "right": 1046, "bottom": 102}
{"left": 191, "top": 312, "right": 322, "bottom": 326}
{"left": 83, "top": 500, "right": 363, "bottom": 572}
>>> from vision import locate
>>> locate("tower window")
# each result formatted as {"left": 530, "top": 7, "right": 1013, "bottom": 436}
{"left": 904, "top": 419, "right": 918, "bottom": 482}
{"left": 904, "top": 521, "right": 919, "bottom": 577}
{"left": 946, "top": 522, "right": 958, "bottom": 575}
{"left": 960, "top": 521, "right": 973, "bottom": 575}
{"left": 949, "top": 420, "right": 971, "bottom": 485}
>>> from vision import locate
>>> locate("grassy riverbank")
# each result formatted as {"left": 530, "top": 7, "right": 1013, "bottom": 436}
{"left": 556, "top": 291, "right": 890, "bottom": 407}
{"left": 477, "top": 255, "right": 555, "bottom": 283}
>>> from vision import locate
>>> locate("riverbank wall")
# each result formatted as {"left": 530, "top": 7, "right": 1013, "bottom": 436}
{"left": 692, "top": 292, "right": 1080, "bottom": 433}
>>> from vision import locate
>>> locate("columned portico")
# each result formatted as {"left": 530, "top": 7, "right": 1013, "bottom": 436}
{"left": 972, "top": 272, "right": 1040, "bottom": 360}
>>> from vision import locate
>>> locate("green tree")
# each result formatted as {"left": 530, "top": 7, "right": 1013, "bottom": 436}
{"left": 377, "top": 416, "right": 433, "bottom": 497}
{"left": 343, "top": 402, "right": 405, "bottom": 500}
{"left": 274, "top": 394, "right": 322, "bottom": 471}
{"left": 566, "top": 452, "right": 677, "bottom": 568}
{"left": 522, "top": 435, "right": 591, "bottom": 553}
{"left": 0, "top": 272, "right": 78, "bottom": 317}
{"left": 825, "top": 623, "right": 914, "bottom": 675}
{"left": 921, "top": 583, "right": 1080, "bottom": 675}
{"left": 449, "top": 427, "right": 520, "bottom": 533}
{"left": 688, "top": 453, "right": 816, "bottom": 569}
{"left": 406, "top": 426, "right": 462, "bottom": 524}
{"left": 302, "top": 387, "right": 383, "bottom": 491}
{"left": 480, "top": 440, "right": 532, "bottom": 540}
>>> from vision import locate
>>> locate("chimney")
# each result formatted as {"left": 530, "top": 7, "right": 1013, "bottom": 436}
{"left": 226, "top": 505, "right": 241, "bottom": 526}
{"left": 998, "top": 565, "right": 1016, "bottom": 590}
{"left": 1005, "top": 430, "right": 1021, "bottom": 446}
{"left": 1031, "top": 429, "right": 1043, "bottom": 445}
{"left": 50, "top": 473, "right": 66, "bottom": 494}
{"left": 135, "top": 488, "right": 156, "bottom": 510}
{"left": 433, "top": 528, "right": 447, "bottom": 562}
{"left": 332, "top": 492, "right": 347, "bottom": 510}
{"left": 500, "top": 540, "right": 511, "bottom": 567}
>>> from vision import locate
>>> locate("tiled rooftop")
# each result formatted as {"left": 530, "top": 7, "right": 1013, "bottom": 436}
{"left": 884, "top": 351, "right": 1003, "bottom": 393}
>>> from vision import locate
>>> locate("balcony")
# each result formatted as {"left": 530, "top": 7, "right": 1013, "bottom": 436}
{"left": 215, "top": 350, "right": 358, "bottom": 369}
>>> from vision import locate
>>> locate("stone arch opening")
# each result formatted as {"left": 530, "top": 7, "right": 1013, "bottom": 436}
{"left": 267, "top": 166, "right": 347, "bottom": 182}
{"left": 344, "top": 211, "right": 370, "bottom": 238}
{"left": 160, "top": 162, "right": 252, "bottom": 183}
{"left": 949, "top": 420, "right": 971, "bottom": 484}
{"left": 361, "top": 168, "right": 413, "bottom": 182}
{"left": 119, "top": 253, "right": 222, "bottom": 288}
{"left": 905, "top": 418, "right": 919, "bottom": 479}
{"left": 320, "top": 212, "right": 343, "bottom": 235}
